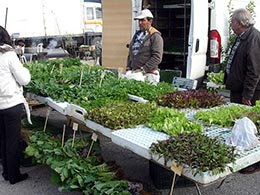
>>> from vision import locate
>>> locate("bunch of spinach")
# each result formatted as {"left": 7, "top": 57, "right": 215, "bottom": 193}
{"left": 25, "top": 131, "right": 130, "bottom": 195}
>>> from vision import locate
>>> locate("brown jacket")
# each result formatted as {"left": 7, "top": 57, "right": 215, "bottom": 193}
{"left": 126, "top": 27, "right": 163, "bottom": 72}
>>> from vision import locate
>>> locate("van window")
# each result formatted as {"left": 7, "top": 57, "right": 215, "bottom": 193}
{"left": 87, "top": 7, "right": 94, "bottom": 20}
{"left": 96, "top": 7, "right": 102, "bottom": 19}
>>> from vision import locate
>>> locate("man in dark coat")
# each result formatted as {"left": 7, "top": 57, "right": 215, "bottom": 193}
{"left": 225, "top": 8, "right": 260, "bottom": 106}
{"left": 225, "top": 8, "right": 260, "bottom": 174}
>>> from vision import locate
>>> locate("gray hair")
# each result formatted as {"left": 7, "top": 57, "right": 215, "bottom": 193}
{"left": 232, "top": 8, "right": 255, "bottom": 28}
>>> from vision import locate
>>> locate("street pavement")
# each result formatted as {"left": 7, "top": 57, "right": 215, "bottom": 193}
{"left": 0, "top": 107, "right": 260, "bottom": 195}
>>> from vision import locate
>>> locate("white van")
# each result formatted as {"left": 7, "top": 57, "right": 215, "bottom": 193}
{"left": 84, "top": 0, "right": 103, "bottom": 34}
{"left": 0, "top": 0, "right": 102, "bottom": 55}
{"left": 101, "top": 0, "right": 260, "bottom": 84}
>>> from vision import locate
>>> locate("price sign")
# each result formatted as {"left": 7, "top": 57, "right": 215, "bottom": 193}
{"left": 171, "top": 162, "right": 183, "bottom": 176}
{"left": 91, "top": 133, "right": 98, "bottom": 142}
{"left": 87, "top": 133, "right": 98, "bottom": 158}
{"left": 72, "top": 123, "right": 79, "bottom": 131}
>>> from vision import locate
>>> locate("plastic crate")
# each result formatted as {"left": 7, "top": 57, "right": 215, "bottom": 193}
{"left": 160, "top": 69, "right": 182, "bottom": 84}
{"left": 68, "top": 104, "right": 87, "bottom": 122}
{"left": 111, "top": 126, "right": 169, "bottom": 160}
{"left": 149, "top": 160, "right": 173, "bottom": 189}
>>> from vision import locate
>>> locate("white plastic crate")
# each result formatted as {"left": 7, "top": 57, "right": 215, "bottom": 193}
{"left": 45, "top": 97, "right": 70, "bottom": 115}
{"left": 111, "top": 125, "right": 169, "bottom": 159}
{"left": 68, "top": 104, "right": 87, "bottom": 123}
{"left": 30, "top": 93, "right": 48, "bottom": 104}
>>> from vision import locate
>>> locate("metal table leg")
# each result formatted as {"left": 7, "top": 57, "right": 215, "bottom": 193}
{"left": 195, "top": 183, "right": 202, "bottom": 195}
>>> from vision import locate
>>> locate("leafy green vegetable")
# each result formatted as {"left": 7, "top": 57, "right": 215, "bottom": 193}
{"left": 25, "top": 59, "right": 174, "bottom": 110}
{"left": 26, "top": 131, "right": 130, "bottom": 195}
{"left": 150, "top": 133, "right": 239, "bottom": 176}
{"left": 146, "top": 107, "right": 202, "bottom": 136}
{"left": 157, "top": 89, "right": 226, "bottom": 109}
{"left": 85, "top": 102, "right": 157, "bottom": 129}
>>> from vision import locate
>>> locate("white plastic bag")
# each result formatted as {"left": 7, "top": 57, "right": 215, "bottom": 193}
{"left": 145, "top": 70, "right": 160, "bottom": 85}
{"left": 125, "top": 71, "right": 145, "bottom": 82}
{"left": 226, "top": 117, "right": 259, "bottom": 151}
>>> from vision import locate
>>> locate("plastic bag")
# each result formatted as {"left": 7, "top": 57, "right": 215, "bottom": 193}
{"left": 125, "top": 71, "right": 145, "bottom": 82}
{"left": 226, "top": 117, "right": 259, "bottom": 151}
{"left": 145, "top": 70, "right": 160, "bottom": 85}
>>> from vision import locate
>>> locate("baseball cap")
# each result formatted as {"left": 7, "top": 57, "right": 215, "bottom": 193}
{"left": 134, "top": 9, "right": 153, "bottom": 20}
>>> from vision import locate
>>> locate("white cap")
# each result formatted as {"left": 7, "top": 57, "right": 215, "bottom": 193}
{"left": 134, "top": 9, "right": 153, "bottom": 20}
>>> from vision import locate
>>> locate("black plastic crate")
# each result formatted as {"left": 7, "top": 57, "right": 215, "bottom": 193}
{"left": 149, "top": 160, "right": 173, "bottom": 189}
{"left": 149, "top": 161, "right": 195, "bottom": 189}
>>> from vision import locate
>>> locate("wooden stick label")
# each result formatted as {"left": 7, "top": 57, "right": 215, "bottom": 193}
{"left": 171, "top": 162, "right": 183, "bottom": 176}
{"left": 91, "top": 133, "right": 98, "bottom": 142}
{"left": 72, "top": 123, "right": 79, "bottom": 131}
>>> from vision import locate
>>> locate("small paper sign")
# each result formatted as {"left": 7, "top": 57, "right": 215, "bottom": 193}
{"left": 91, "top": 133, "right": 98, "bottom": 142}
{"left": 171, "top": 162, "right": 183, "bottom": 176}
{"left": 72, "top": 123, "right": 79, "bottom": 131}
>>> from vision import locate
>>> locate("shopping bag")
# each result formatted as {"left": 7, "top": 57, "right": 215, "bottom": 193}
{"left": 125, "top": 71, "right": 145, "bottom": 82}
{"left": 226, "top": 117, "right": 259, "bottom": 151}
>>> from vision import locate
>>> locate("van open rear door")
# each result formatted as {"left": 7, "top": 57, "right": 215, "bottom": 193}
{"left": 186, "top": 0, "right": 209, "bottom": 79}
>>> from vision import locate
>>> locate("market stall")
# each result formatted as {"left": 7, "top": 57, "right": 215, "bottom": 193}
{"left": 25, "top": 59, "right": 260, "bottom": 195}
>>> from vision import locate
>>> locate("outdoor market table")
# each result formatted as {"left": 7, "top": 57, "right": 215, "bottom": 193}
{"left": 27, "top": 94, "right": 260, "bottom": 194}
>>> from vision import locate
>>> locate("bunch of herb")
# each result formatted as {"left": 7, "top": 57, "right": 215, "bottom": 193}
{"left": 157, "top": 89, "right": 226, "bottom": 109}
{"left": 84, "top": 102, "right": 157, "bottom": 129}
{"left": 194, "top": 104, "right": 249, "bottom": 127}
{"left": 150, "top": 132, "right": 239, "bottom": 176}
{"left": 145, "top": 107, "right": 202, "bottom": 136}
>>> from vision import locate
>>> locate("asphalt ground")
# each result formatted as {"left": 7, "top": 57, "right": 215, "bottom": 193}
{"left": 1, "top": 107, "right": 260, "bottom": 195}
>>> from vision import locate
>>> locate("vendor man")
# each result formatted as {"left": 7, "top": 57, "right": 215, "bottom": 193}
{"left": 126, "top": 9, "right": 163, "bottom": 85}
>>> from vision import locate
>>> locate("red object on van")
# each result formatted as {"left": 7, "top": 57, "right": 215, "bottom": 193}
{"left": 209, "top": 30, "right": 221, "bottom": 64}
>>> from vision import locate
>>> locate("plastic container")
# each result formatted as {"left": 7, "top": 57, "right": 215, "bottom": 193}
{"left": 149, "top": 160, "right": 173, "bottom": 189}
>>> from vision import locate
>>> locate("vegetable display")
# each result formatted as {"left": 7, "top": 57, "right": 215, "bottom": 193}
{"left": 150, "top": 133, "right": 238, "bottom": 176}
{"left": 145, "top": 107, "right": 202, "bottom": 136}
{"left": 194, "top": 103, "right": 260, "bottom": 127}
{"left": 157, "top": 89, "right": 226, "bottom": 109}
{"left": 25, "top": 59, "right": 174, "bottom": 110}
{"left": 84, "top": 102, "right": 157, "bottom": 130}
{"left": 26, "top": 131, "right": 130, "bottom": 195}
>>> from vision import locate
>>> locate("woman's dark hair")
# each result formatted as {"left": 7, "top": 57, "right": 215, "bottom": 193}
{"left": 0, "top": 26, "right": 12, "bottom": 46}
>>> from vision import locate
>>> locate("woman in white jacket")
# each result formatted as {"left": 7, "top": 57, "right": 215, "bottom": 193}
{"left": 0, "top": 26, "right": 31, "bottom": 184}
